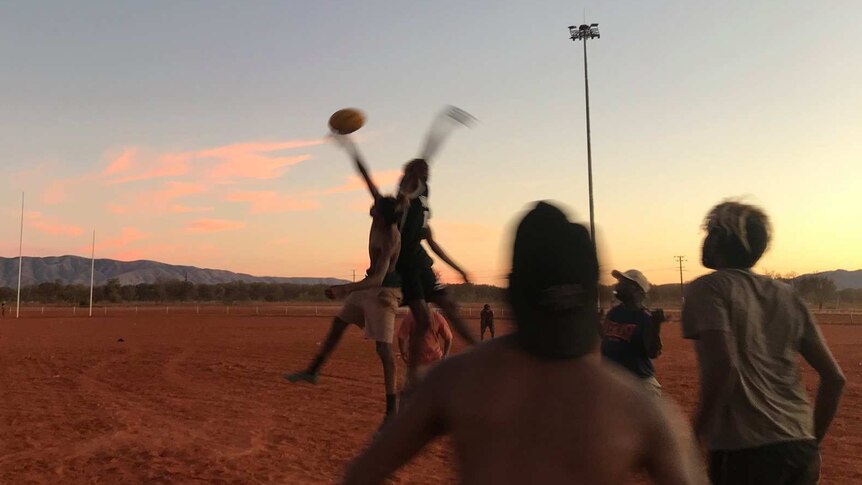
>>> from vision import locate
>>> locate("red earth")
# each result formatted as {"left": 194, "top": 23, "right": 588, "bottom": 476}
{"left": 1, "top": 311, "right": 860, "bottom": 484}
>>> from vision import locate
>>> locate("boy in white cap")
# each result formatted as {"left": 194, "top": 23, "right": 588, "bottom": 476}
{"left": 601, "top": 269, "right": 666, "bottom": 396}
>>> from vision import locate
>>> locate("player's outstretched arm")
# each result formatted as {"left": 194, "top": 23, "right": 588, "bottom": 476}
{"left": 341, "top": 364, "right": 448, "bottom": 485}
{"left": 423, "top": 225, "right": 470, "bottom": 283}
{"left": 333, "top": 134, "right": 381, "bottom": 201}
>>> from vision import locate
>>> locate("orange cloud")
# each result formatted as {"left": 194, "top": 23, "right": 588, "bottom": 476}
{"left": 186, "top": 219, "right": 245, "bottom": 233}
{"left": 40, "top": 174, "right": 95, "bottom": 205}
{"left": 106, "top": 139, "right": 324, "bottom": 184}
{"left": 225, "top": 190, "right": 319, "bottom": 214}
{"left": 153, "top": 181, "right": 207, "bottom": 202}
{"left": 26, "top": 211, "right": 84, "bottom": 237}
{"left": 102, "top": 148, "right": 136, "bottom": 176}
{"left": 196, "top": 139, "right": 324, "bottom": 158}
{"left": 110, "top": 153, "right": 192, "bottom": 184}
{"left": 114, "top": 181, "right": 210, "bottom": 214}
{"left": 93, "top": 227, "right": 149, "bottom": 253}
{"left": 42, "top": 181, "right": 66, "bottom": 205}
{"left": 169, "top": 205, "right": 214, "bottom": 213}
{"left": 210, "top": 154, "right": 310, "bottom": 181}
{"left": 107, "top": 203, "right": 128, "bottom": 214}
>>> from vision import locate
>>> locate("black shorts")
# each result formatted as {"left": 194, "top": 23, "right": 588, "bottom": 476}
{"left": 481, "top": 321, "right": 495, "bottom": 330}
{"left": 401, "top": 266, "right": 446, "bottom": 303}
{"left": 709, "top": 440, "right": 819, "bottom": 485}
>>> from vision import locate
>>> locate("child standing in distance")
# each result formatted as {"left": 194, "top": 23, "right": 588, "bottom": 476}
{"left": 480, "top": 304, "right": 495, "bottom": 340}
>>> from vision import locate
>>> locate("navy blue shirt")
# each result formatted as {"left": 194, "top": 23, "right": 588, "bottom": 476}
{"left": 601, "top": 305, "right": 655, "bottom": 378}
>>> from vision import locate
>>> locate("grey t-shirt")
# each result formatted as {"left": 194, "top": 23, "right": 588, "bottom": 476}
{"left": 682, "top": 269, "right": 818, "bottom": 450}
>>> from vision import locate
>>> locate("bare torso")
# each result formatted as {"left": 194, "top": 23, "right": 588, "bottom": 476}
{"left": 367, "top": 220, "right": 400, "bottom": 279}
{"left": 343, "top": 336, "right": 705, "bottom": 485}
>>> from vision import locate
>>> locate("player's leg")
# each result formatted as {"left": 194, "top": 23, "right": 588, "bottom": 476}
{"left": 375, "top": 341, "right": 397, "bottom": 419}
{"left": 489, "top": 322, "right": 496, "bottom": 338}
{"left": 363, "top": 288, "right": 401, "bottom": 421}
{"left": 480, "top": 323, "right": 486, "bottom": 341}
{"left": 284, "top": 317, "right": 349, "bottom": 383}
{"left": 405, "top": 298, "right": 432, "bottom": 375}
{"left": 401, "top": 268, "right": 434, "bottom": 381}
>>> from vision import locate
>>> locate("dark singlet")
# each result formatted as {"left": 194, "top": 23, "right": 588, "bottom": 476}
{"left": 396, "top": 185, "right": 433, "bottom": 272}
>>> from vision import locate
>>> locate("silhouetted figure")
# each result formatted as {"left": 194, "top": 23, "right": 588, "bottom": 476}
{"left": 284, "top": 135, "right": 405, "bottom": 426}
{"left": 395, "top": 158, "right": 476, "bottom": 386}
{"left": 480, "top": 304, "right": 495, "bottom": 340}
{"left": 683, "top": 200, "right": 845, "bottom": 484}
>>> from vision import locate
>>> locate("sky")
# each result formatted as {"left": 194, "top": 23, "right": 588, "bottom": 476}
{"left": 1, "top": 1, "right": 860, "bottom": 286}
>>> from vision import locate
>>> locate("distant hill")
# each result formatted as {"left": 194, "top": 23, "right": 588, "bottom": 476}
{"left": 797, "top": 270, "right": 862, "bottom": 290}
{"left": 0, "top": 256, "right": 348, "bottom": 287}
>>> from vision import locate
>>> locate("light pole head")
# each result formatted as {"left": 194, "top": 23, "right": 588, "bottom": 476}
{"left": 569, "top": 23, "right": 600, "bottom": 41}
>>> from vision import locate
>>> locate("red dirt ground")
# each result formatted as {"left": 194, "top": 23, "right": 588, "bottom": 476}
{"left": 1, "top": 314, "right": 860, "bottom": 484}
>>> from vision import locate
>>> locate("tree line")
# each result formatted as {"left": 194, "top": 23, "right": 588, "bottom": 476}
{"left": 0, "top": 275, "right": 859, "bottom": 308}
{"left": 0, "top": 279, "right": 508, "bottom": 305}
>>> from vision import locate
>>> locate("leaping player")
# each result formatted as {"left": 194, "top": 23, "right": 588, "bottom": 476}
{"left": 283, "top": 133, "right": 409, "bottom": 426}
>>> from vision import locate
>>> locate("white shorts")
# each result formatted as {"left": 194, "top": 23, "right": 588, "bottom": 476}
{"left": 336, "top": 287, "right": 402, "bottom": 343}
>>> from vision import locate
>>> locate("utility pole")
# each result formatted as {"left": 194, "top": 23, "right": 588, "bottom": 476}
{"left": 352, "top": 269, "right": 356, "bottom": 283}
{"left": 674, "top": 256, "right": 687, "bottom": 305}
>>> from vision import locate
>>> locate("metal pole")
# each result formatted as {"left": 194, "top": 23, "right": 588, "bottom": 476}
{"left": 582, "top": 38, "right": 596, "bottom": 246}
{"left": 89, "top": 230, "right": 95, "bottom": 317}
{"left": 16, "top": 192, "right": 24, "bottom": 318}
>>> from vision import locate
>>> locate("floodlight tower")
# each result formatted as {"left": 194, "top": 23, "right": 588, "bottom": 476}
{"left": 568, "top": 23, "right": 600, "bottom": 246}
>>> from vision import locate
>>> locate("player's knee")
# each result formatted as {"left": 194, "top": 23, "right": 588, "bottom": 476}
{"left": 376, "top": 342, "right": 392, "bottom": 359}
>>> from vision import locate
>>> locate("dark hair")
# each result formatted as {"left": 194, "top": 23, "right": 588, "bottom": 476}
{"left": 374, "top": 196, "right": 401, "bottom": 226}
{"left": 508, "top": 201, "right": 599, "bottom": 359}
{"left": 704, "top": 201, "right": 771, "bottom": 268}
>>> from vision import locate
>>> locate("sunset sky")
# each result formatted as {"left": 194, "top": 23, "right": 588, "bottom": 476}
{"left": 2, "top": 1, "right": 860, "bottom": 286}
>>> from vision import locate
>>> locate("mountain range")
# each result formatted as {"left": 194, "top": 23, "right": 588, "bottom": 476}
{"left": 800, "top": 270, "right": 862, "bottom": 290}
{"left": 1, "top": 256, "right": 860, "bottom": 290}
{"left": 0, "top": 256, "right": 348, "bottom": 287}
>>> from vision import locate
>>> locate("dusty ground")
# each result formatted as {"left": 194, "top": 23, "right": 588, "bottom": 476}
{"left": 1, "top": 312, "right": 859, "bottom": 484}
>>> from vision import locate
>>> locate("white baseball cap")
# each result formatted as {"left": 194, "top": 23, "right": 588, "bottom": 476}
{"left": 611, "top": 269, "right": 650, "bottom": 293}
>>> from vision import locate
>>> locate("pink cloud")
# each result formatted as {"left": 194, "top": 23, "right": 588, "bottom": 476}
{"left": 75, "top": 227, "right": 148, "bottom": 255}
{"left": 26, "top": 211, "right": 84, "bottom": 237}
{"left": 186, "top": 219, "right": 245, "bottom": 233}
{"left": 196, "top": 139, "right": 324, "bottom": 158}
{"left": 109, "top": 153, "right": 192, "bottom": 184}
{"left": 102, "top": 149, "right": 136, "bottom": 176}
{"left": 210, "top": 154, "right": 310, "bottom": 181}
{"left": 225, "top": 190, "right": 319, "bottom": 214}
{"left": 107, "top": 203, "right": 128, "bottom": 214}
{"left": 153, "top": 181, "right": 207, "bottom": 202}
{"left": 106, "top": 139, "right": 324, "bottom": 184}
{"left": 40, "top": 174, "right": 95, "bottom": 205}
{"left": 169, "top": 205, "right": 214, "bottom": 213}
{"left": 41, "top": 181, "right": 66, "bottom": 205}
{"left": 115, "top": 181, "right": 209, "bottom": 214}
